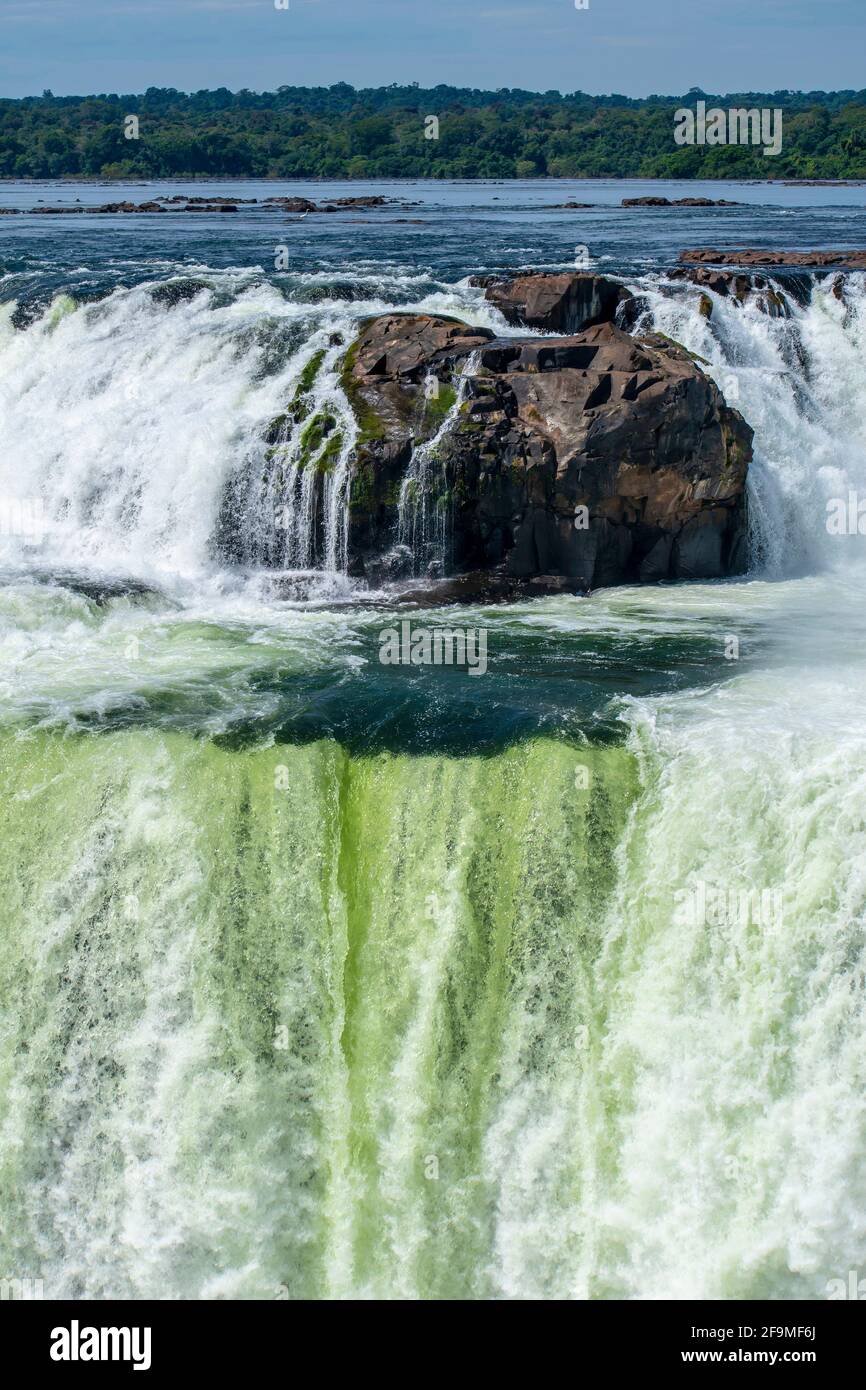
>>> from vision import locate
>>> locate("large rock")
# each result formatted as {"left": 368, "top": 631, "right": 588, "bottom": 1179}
{"left": 476, "top": 271, "right": 632, "bottom": 335}
{"left": 348, "top": 313, "right": 493, "bottom": 384}
{"left": 341, "top": 312, "right": 494, "bottom": 446}
{"left": 343, "top": 313, "right": 752, "bottom": 591}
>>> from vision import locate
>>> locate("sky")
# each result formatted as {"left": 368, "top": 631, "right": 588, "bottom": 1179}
{"left": 0, "top": 0, "right": 864, "bottom": 100}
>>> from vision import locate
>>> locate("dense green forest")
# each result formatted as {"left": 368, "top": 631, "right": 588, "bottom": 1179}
{"left": 2, "top": 84, "right": 866, "bottom": 180}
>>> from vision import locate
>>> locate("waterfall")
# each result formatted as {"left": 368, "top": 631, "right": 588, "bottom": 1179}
{"left": 2, "top": 264, "right": 866, "bottom": 1300}
{"left": 0, "top": 279, "right": 360, "bottom": 589}
{"left": 631, "top": 270, "right": 866, "bottom": 577}
{"left": 396, "top": 353, "right": 478, "bottom": 576}
{"left": 3, "top": 271, "right": 865, "bottom": 591}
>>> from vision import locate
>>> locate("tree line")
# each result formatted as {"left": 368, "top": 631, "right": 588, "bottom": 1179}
{"left": 2, "top": 84, "right": 865, "bottom": 180}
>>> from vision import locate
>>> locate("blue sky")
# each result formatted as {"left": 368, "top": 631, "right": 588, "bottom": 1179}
{"left": 1, "top": 0, "right": 864, "bottom": 99}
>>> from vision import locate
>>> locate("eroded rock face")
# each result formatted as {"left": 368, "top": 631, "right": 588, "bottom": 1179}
{"left": 348, "top": 313, "right": 493, "bottom": 385}
{"left": 342, "top": 313, "right": 494, "bottom": 452}
{"left": 344, "top": 313, "right": 752, "bottom": 591}
{"left": 445, "top": 324, "right": 751, "bottom": 587}
{"left": 475, "top": 272, "right": 632, "bottom": 335}
{"left": 669, "top": 266, "right": 791, "bottom": 318}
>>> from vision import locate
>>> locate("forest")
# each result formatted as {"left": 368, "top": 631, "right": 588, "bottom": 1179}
{"left": 1, "top": 84, "right": 865, "bottom": 180}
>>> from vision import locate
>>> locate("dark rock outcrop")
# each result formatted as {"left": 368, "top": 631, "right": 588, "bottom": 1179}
{"left": 160, "top": 195, "right": 257, "bottom": 204}
{"left": 28, "top": 201, "right": 235, "bottom": 215}
{"left": 263, "top": 197, "right": 317, "bottom": 212}
{"left": 476, "top": 271, "right": 632, "bottom": 335}
{"left": 672, "top": 197, "right": 741, "bottom": 207}
{"left": 343, "top": 312, "right": 752, "bottom": 591}
{"left": 85, "top": 201, "right": 168, "bottom": 213}
{"left": 622, "top": 197, "right": 740, "bottom": 208}
{"left": 263, "top": 195, "right": 393, "bottom": 213}
{"left": 671, "top": 267, "right": 752, "bottom": 301}
{"left": 330, "top": 196, "right": 390, "bottom": 208}
{"left": 681, "top": 248, "right": 866, "bottom": 269}
{"left": 669, "top": 266, "right": 791, "bottom": 318}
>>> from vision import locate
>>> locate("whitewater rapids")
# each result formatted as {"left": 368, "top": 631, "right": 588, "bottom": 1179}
{"left": 1, "top": 262, "right": 865, "bottom": 1299}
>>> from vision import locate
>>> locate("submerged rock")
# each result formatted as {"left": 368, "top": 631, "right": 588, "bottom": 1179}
{"left": 150, "top": 279, "right": 210, "bottom": 308}
{"left": 342, "top": 311, "right": 752, "bottom": 591}
{"left": 384, "top": 569, "right": 588, "bottom": 605}
{"left": 10, "top": 300, "right": 48, "bottom": 331}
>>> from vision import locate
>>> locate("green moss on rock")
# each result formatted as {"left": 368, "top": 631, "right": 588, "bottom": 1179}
{"left": 339, "top": 339, "right": 387, "bottom": 445}
{"left": 349, "top": 453, "right": 376, "bottom": 510}
{"left": 300, "top": 411, "right": 336, "bottom": 459}
{"left": 423, "top": 383, "right": 457, "bottom": 424}
{"left": 315, "top": 431, "right": 344, "bottom": 473}
{"left": 654, "top": 331, "right": 711, "bottom": 366}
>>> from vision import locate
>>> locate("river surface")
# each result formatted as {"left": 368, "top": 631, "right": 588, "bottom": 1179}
{"left": 1, "top": 180, "right": 865, "bottom": 1299}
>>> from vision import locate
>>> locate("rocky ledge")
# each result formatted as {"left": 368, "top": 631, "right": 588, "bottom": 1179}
{"left": 471, "top": 271, "right": 632, "bottom": 335}
{"left": 669, "top": 266, "right": 793, "bottom": 318}
{"left": 681, "top": 248, "right": 866, "bottom": 269}
{"left": 2, "top": 194, "right": 412, "bottom": 216}
{"left": 622, "top": 196, "right": 741, "bottom": 207}
{"left": 340, "top": 280, "right": 752, "bottom": 593}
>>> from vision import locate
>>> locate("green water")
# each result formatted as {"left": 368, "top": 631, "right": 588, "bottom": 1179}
{"left": 0, "top": 729, "right": 638, "bottom": 1298}
{"left": 3, "top": 674, "right": 864, "bottom": 1300}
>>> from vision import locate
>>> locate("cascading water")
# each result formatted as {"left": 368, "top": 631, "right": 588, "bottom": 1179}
{"left": 629, "top": 270, "right": 866, "bottom": 575}
{"left": 396, "top": 353, "right": 479, "bottom": 575}
{"left": 0, "top": 278, "right": 367, "bottom": 591}
{"left": 2, "top": 236, "right": 866, "bottom": 1300}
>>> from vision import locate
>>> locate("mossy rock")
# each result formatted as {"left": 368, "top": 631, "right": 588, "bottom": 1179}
{"left": 300, "top": 411, "right": 337, "bottom": 460}
{"left": 348, "top": 454, "right": 377, "bottom": 509}
{"left": 263, "top": 412, "right": 290, "bottom": 446}
{"left": 288, "top": 349, "right": 326, "bottom": 422}
{"left": 314, "top": 431, "right": 344, "bottom": 474}
{"left": 422, "top": 383, "right": 457, "bottom": 424}
{"left": 654, "top": 331, "right": 711, "bottom": 366}
{"left": 339, "top": 338, "right": 387, "bottom": 445}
